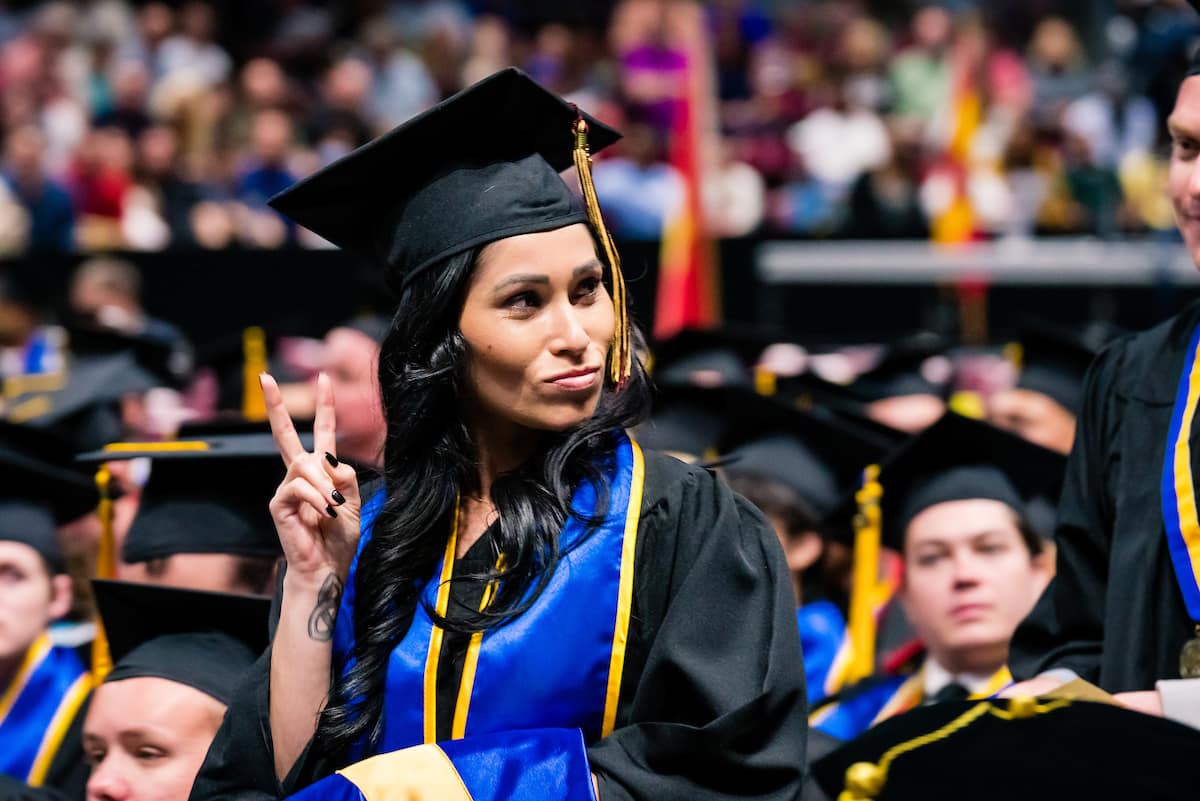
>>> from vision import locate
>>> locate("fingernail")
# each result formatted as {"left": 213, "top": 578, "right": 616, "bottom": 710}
{"left": 325, "top": 452, "right": 339, "bottom": 467}
{"left": 326, "top": 504, "right": 338, "bottom": 518}
{"left": 331, "top": 489, "right": 346, "bottom": 505}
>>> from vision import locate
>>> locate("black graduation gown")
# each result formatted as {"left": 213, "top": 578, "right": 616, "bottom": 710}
{"left": 190, "top": 450, "right": 808, "bottom": 801}
{"left": 1009, "top": 302, "right": 1199, "bottom": 691}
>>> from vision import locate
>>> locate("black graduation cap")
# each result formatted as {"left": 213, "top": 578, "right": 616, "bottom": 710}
{"left": 824, "top": 413, "right": 1066, "bottom": 550}
{"left": 636, "top": 384, "right": 740, "bottom": 460}
{"left": 78, "top": 432, "right": 308, "bottom": 563}
{"left": 93, "top": 579, "right": 270, "bottom": 706}
{"left": 267, "top": 67, "right": 620, "bottom": 294}
{"left": 1012, "top": 322, "right": 1111, "bottom": 415}
{"left": 649, "top": 326, "right": 810, "bottom": 391}
{"left": 812, "top": 698, "right": 1200, "bottom": 801}
{"left": 2, "top": 353, "right": 160, "bottom": 452}
{"left": 64, "top": 319, "right": 195, "bottom": 390}
{"left": 852, "top": 331, "right": 952, "bottom": 401}
{"left": 0, "top": 422, "right": 99, "bottom": 573}
{"left": 718, "top": 393, "right": 897, "bottom": 521}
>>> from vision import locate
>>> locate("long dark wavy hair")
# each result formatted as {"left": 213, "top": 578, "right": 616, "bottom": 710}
{"left": 312, "top": 232, "right": 651, "bottom": 759}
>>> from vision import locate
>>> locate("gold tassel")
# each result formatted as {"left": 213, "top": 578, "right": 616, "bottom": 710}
{"left": 573, "top": 115, "right": 632, "bottom": 386}
{"left": 847, "top": 465, "right": 883, "bottom": 683}
{"left": 91, "top": 465, "right": 115, "bottom": 680}
{"left": 242, "top": 326, "right": 268, "bottom": 421}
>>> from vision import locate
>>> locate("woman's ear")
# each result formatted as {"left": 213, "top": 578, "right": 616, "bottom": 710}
{"left": 47, "top": 573, "right": 74, "bottom": 622}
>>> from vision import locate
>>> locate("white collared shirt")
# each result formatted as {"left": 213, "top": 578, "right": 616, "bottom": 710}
{"left": 923, "top": 657, "right": 1002, "bottom": 698}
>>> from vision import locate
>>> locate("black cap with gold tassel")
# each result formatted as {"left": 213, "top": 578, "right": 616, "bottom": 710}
{"left": 265, "top": 68, "right": 629, "bottom": 383}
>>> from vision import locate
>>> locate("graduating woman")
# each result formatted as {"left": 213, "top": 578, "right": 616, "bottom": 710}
{"left": 190, "top": 69, "right": 807, "bottom": 801}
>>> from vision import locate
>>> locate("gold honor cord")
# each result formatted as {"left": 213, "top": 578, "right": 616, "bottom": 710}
{"left": 837, "top": 697, "right": 1071, "bottom": 801}
{"left": 572, "top": 115, "right": 632, "bottom": 387}
{"left": 847, "top": 465, "right": 883, "bottom": 683}
{"left": 91, "top": 465, "right": 115, "bottom": 681}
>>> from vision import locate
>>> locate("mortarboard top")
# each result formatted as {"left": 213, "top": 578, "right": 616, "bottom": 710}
{"left": 650, "top": 326, "right": 806, "bottom": 391}
{"left": 718, "top": 392, "right": 896, "bottom": 520}
{"left": 0, "top": 421, "right": 99, "bottom": 573}
{"left": 813, "top": 697, "right": 1200, "bottom": 801}
{"left": 2, "top": 353, "right": 159, "bottom": 453}
{"left": 823, "top": 413, "right": 1066, "bottom": 550}
{"left": 64, "top": 319, "right": 195, "bottom": 390}
{"left": 636, "top": 384, "right": 733, "bottom": 460}
{"left": 851, "top": 332, "right": 952, "bottom": 402}
{"left": 77, "top": 432, "right": 308, "bottom": 563}
{"left": 267, "top": 67, "right": 620, "bottom": 294}
{"left": 1190, "top": 1, "right": 1200, "bottom": 75}
{"left": 1012, "top": 321, "right": 1110, "bottom": 415}
{"left": 93, "top": 579, "right": 270, "bottom": 706}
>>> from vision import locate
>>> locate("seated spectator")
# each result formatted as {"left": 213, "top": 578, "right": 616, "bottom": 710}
{"left": 591, "top": 121, "right": 684, "bottom": 240}
{"left": 2, "top": 126, "right": 74, "bottom": 252}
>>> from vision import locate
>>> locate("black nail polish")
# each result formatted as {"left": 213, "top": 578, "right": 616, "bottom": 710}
{"left": 326, "top": 504, "right": 338, "bottom": 518}
{"left": 325, "top": 452, "right": 339, "bottom": 468}
{"left": 331, "top": 489, "right": 346, "bottom": 505}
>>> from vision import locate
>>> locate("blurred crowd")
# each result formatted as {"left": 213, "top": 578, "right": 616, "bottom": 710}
{"left": 1, "top": 0, "right": 1199, "bottom": 257}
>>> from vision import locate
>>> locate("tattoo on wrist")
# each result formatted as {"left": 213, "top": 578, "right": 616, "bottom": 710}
{"left": 307, "top": 573, "right": 344, "bottom": 642}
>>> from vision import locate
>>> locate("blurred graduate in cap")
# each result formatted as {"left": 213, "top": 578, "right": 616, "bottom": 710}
{"left": 811, "top": 414, "right": 1062, "bottom": 741}
{"left": 1007, "top": 0, "right": 1200, "bottom": 712}
{"left": 987, "top": 323, "right": 1111, "bottom": 455}
{"left": 192, "top": 69, "right": 806, "bottom": 801}
{"left": 0, "top": 425, "right": 99, "bottom": 800}
{"left": 78, "top": 433, "right": 295, "bottom": 596}
{"left": 81, "top": 580, "right": 270, "bottom": 801}
{"left": 717, "top": 392, "right": 895, "bottom": 706}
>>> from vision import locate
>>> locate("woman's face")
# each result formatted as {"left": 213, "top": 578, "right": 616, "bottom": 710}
{"left": 459, "top": 223, "right": 614, "bottom": 434}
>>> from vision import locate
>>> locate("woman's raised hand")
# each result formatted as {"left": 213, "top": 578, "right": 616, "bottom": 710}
{"left": 263, "top": 372, "right": 363, "bottom": 587}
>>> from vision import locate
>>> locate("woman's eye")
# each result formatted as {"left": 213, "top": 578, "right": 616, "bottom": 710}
{"left": 915, "top": 553, "right": 945, "bottom": 568}
{"left": 136, "top": 747, "right": 166, "bottom": 761}
{"left": 84, "top": 750, "right": 105, "bottom": 767}
{"left": 505, "top": 291, "right": 540, "bottom": 310}
{"left": 575, "top": 277, "right": 601, "bottom": 298}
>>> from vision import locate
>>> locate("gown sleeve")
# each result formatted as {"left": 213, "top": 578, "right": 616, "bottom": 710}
{"left": 1008, "top": 340, "right": 1125, "bottom": 684}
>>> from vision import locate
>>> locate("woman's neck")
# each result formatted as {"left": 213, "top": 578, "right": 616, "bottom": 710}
{"left": 456, "top": 411, "right": 541, "bottom": 558}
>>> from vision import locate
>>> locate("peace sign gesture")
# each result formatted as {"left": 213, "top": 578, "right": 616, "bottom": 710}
{"left": 263, "top": 372, "right": 363, "bottom": 588}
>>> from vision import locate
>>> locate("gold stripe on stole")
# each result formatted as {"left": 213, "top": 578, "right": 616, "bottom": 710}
{"left": 339, "top": 743, "right": 473, "bottom": 801}
{"left": 1172, "top": 345, "right": 1200, "bottom": 584}
{"left": 601, "top": 438, "right": 646, "bottom": 737}
{"left": 0, "top": 634, "right": 52, "bottom": 724}
{"left": 424, "top": 499, "right": 460, "bottom": 744}
{"left": 451, "top": 554, "right": 507, "bottom": 739}
{"left": 27, "top": 672, "right": 92, "bottom": 785}
{"left": 972, "top": 667, "right": 1013, "bottom": 700}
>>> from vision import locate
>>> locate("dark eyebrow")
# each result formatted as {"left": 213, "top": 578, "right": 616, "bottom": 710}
{"left": 492, "top": 273, "right": 550, "bottom": 292}
{"left": 492, "top": 260, "right": 603, "bottom": 293}
{"left": 574, "top": 259, "right": 603, "bottom": 277}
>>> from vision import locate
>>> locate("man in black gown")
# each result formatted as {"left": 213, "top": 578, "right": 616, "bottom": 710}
{"left": 1007, "top": 27, "right": 1200, "bottom": 721}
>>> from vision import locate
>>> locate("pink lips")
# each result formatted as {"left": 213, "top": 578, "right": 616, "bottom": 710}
{"left": 547, "top": 366, "right": 600, "bottom": 391}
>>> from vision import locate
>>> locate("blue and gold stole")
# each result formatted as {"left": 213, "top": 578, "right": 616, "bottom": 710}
{"left": 306, "top": 432, "right": 645, "bottom": 801}
{"left": 1161, "top": 322, "right": 1200, "bottom": 626}
{"left": 0, "top": 634, "right": 91, "bottom": 785}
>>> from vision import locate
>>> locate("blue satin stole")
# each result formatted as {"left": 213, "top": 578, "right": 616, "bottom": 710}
{"left": 0, "top": 634, "right": 91, "bottom": 784}
{"left": 332, "top": 432, "right": 644, "bottom": 759}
